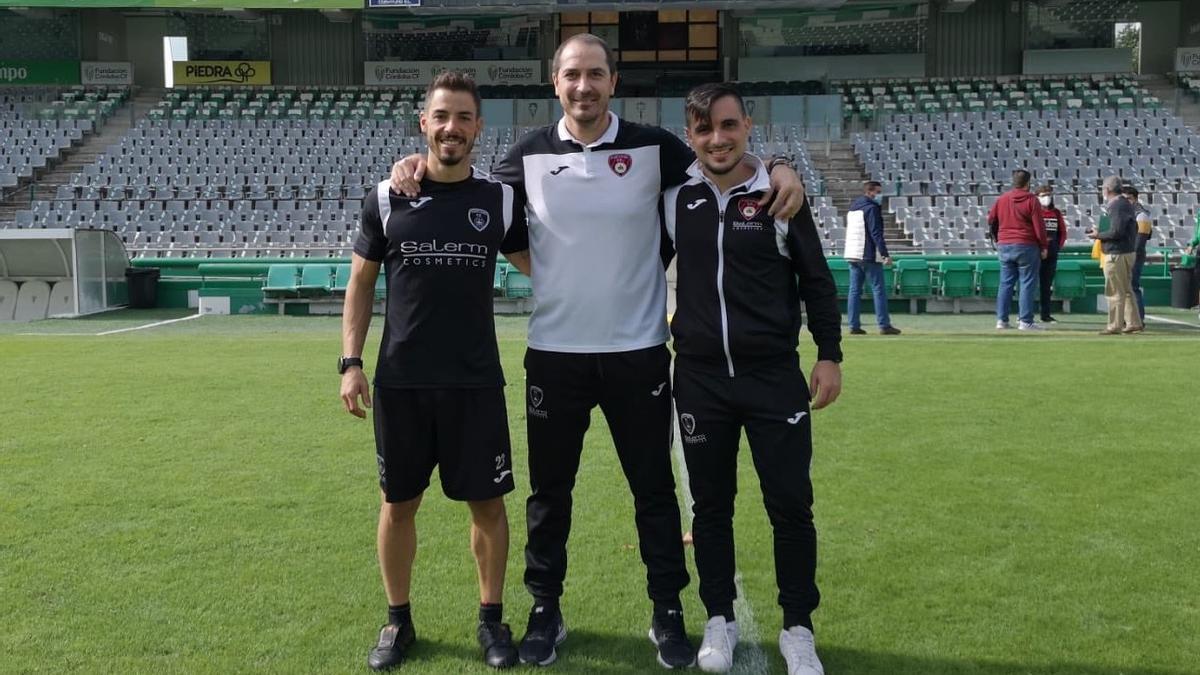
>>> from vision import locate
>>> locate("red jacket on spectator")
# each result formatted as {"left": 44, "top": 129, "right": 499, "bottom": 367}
{"left": 987, "top": 188, "right": 1048, "bottom": 250}
{"left": 1038, "top": 204, "right": 1068, "bottom": 249}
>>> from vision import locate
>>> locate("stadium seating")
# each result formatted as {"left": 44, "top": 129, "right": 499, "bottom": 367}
{"left": 851, "top": 107, "right": 1200, "bottom": 254}
{"left": 47, "top": 281, "right": 74, "bottom": 317}
{"left": 0, "top": 280, "right": 17, "bottom": 321}
{"left": 1, "top": 86, "right": 123, "bottom": 197}
{"left": 13, "top": 280, "right": 51, "bottom": 322}
{"left": 835, "top": 75, "right": 1159, "bottom": 123}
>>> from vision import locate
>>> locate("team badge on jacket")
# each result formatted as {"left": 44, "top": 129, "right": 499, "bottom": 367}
{"left": 738, "top": 198, "right": 761, "bottom": 220}
{"left": 468, "top": 208, "right": 490, "bottom": 231}
{"left": 608, "top": 153, "right": 633, "bottom": 177}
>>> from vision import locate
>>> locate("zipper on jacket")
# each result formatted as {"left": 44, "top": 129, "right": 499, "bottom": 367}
{"left": 700, "top": 181, "right": 737, "bottom": 378}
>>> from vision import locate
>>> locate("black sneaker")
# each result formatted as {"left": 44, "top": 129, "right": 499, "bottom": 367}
{"left": 880, "top": 326, "right": 902, "bottom": 335}
{"left": 367, "top": 622, "right": 415, "bottom": 671}
{"left": 478, "top": 621, "right": 519, "bottom": 668}
{"left": 849, "top": 328, "right": 867, "bottom": 335}
{"left": 1041, "top": 316, "right": 1057, "bottom": 324}
{"left": 648, "top": 609, "right": 695, "bottom": 669}
{"left": 518, "top": 604, "right": 566, "bottom": 666}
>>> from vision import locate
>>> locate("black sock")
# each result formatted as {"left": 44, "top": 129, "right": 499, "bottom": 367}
{"left": 709, "top": 604, "right": 736, "bottom": 623}
{"left": 653, "top": 600, "right": 683, "bottom": 618}
{"left": 532, "top": 596, "right": 559, "bottom": 614}
{"left": 388, "top": 603, "right": 411, "bottom": 626}
{"left": 479, "top": 603, "right": 503, "bottom": 624}
{"left": 783, "top": 611, "right": 813, "bottom": 632}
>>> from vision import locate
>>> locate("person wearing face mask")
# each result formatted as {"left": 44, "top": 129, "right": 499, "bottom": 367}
{"left": 1034, "top": 186, "right": 1068, "bottom": 323}
{"left": 844, "top": 181, "right": 900, "bottom": 335}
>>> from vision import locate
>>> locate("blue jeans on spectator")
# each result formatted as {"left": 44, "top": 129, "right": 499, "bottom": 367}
{"left": 997, "top": 243, "right": 1041, "bottom": 325}
{"left": 848, "top": 261, "right": 892, "bottom": 330}
{"left": 1132, "top": 253, "right": 1146, "bottom": 321}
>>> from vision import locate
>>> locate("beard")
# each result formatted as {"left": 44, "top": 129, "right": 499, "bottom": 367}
{"left": 701, "top": 150, "right": 744, "bottom": 176}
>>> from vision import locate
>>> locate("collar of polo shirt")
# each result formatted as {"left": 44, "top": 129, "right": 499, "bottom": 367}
{"left": 687, "top": 152, "right": 771, "bottom": 196}
{"left": 556, "top": 111, "right": 621, "bottom": 148}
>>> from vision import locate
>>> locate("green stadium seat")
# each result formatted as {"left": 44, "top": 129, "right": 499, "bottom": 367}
{"left": 332, "top": 264, "right": 351, "bottom": 293}
{"left": 262, "top": 264, "right": 301, "bottom": 298}
{"left": 896, "top": 258, "right": 931, "bottom": 299}
{"left": 297, "top": 264, "right": 334, "bottom": 297}
{"left": 1053, "top": 261, "right": 1086, "bottom": 304}
{"left": 826, "top": 258, "right": 851, "bottom": 297}
{"left": 504, "top": 269, "right": 532, "bottom": 298}
{"left": 974, "top": 260, "right": 1003, "bottom": 298}
{"left": 938, "top": 261, "right": 974, "bottom": 298}
{"left": 493, "top": 262, "right": 508, "bottom": 296}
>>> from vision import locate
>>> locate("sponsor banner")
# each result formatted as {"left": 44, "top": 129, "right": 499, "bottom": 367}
{"left": 173, "top": 61, "right": 271, "bottom": 86}
{"left": 2, "top": 1, "right": 361, "bottom": 7}
{"left": 1177, "top": 48, "right": 1200, "bottom": 73}
{"left": 0, "top": 60, "right": 80, "bottom": 85}
{"left": 81, "top": 62, "right": 133, "bottom": 85}
{"left": 364, "top": 60, "right": 541, "bottom": 86}
{"left": 366, "top": 0, "right": 422, "bottom": 6}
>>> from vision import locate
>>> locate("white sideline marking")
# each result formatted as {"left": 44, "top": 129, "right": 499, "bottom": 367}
{"left": 95, "top": 313, "right": 204, "bottom": 335}
{"left": 1145, "top": 314, "right": 1200, "bottom": 329}
{"left": 671, "top": 407, "right": 769, "bottom": 674}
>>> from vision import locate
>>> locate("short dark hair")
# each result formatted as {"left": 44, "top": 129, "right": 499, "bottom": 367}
{"left": 684, "top": 82, "right": 746, "bottom": 128}
{"left": 425, "top": 70, "right": 481, "bottom": 116}
{"left": 1121, "top": 185, "right": 1139, "bottom": 198}
{"left": 552, "top": 33, "right": 617, "bottom": 76}
{"left": 1035, "top": 184, "right": 1053, "bottom": 195}
{"left": 1012, "top": 170, "right": 1031, "bottom": 189}
{"left": 865, "top": 180, "right": 882, "bottom": 192}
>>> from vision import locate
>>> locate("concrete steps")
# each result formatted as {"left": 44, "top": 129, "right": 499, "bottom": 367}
{"left": 1, "top": 90, "right": 158, "bottom": 224}
{"left": 807, "top": 140, "right": 912, "bottom": 252}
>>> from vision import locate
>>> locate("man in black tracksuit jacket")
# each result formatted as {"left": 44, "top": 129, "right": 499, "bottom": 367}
{"left": 661, "top": 83, "right": 842, "bottom": 674}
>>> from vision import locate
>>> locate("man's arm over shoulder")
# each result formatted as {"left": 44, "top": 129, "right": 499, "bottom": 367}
{"left": 498, "top": 182, "right": 530, "bottom": 275}
{"left": 654, "top": 126, "right": 696, "bottom": 190}
{"left": 784, "top": 199, "right": 842, "bottom": 363}
{"left": 490, "top": 135, "right": 529, "bottom": 199}
{"left": 354, "top": 183, "right": 388, "bottom": 263}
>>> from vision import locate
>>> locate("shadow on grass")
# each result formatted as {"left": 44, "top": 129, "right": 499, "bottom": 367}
{"left": 67, "top": 308, "right": 195, "bottom": 322}
{"left": 821, "top": 646, "right": 1187, "bottom": 675}
{"left": 394, "top": 628, "right": 669, "bottom": 673}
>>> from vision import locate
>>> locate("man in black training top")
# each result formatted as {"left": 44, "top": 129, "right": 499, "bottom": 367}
{"left": 338, "top": 72, "right": 532, "bottom": 671}
{"left": 662, "top": 83, "right": 843, "bottom": 675}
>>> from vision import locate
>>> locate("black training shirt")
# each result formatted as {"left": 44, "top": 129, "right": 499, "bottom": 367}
{"left": 355, "top": 172, "right": 528, "bottom": 388}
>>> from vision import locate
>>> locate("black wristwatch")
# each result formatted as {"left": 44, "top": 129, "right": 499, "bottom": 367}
{"left": 767, "top": 156, "right": 794, "bottom": 174}
{"left": 338, "top": 356, "right": 364, "bottom": 374}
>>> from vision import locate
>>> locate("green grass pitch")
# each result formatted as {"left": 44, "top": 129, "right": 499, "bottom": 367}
{"left": 1, "top": 311, "right": 1198, "bottom": 674}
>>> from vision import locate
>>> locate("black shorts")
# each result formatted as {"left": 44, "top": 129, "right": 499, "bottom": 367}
{"left": 372, "top": 386, "right": 515, "bottom": 503}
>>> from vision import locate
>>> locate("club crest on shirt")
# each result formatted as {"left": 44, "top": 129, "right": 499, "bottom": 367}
{"left": 738, "top": 198, "right": 761, "bottom": 220}
{"left": 608, "top": 153, "right": 633, "bottom": 177}
{"left": 468, "top": 208, "right": 490, "bottom": 231}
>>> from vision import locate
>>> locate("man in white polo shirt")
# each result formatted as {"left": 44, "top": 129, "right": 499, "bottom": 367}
{"left": 389, "top": 34, "right": 806, "bottom": 669}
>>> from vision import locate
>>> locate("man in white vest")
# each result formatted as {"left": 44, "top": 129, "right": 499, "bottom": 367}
{"left": 844, "top": 181, "right": 901, "bottom": 335}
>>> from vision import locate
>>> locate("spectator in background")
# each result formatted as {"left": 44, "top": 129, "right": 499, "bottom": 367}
{"left": 1088, "top": 176, "right": 1143, "bottom": 335}
{"left": 1185, "top": 226, "right": 1200, "bottom": 319}
{"left": 845, "top": 181, "right": 901, "bottom": 336}
{"left": 987, "top": 170, "right": 1048, "bottom": 331}
{"left": 1034, "top": 185, "right": 1068, "bottom": 324}
{"left": 1121, "top": 186, "right": 1153, "bottom": 323}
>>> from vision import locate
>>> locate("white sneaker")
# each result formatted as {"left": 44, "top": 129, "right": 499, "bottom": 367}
{"left": 996, "top": 320, "right": 1011, "bottom": 330}
{"left": 697, "top": 616, "right": 738, "bottom": 673}
{"left": 1018, "top": 321, "right": 1044, "bottom": 331}
{"left": 779, "top": 626, "right": 824, "bottom": 675}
